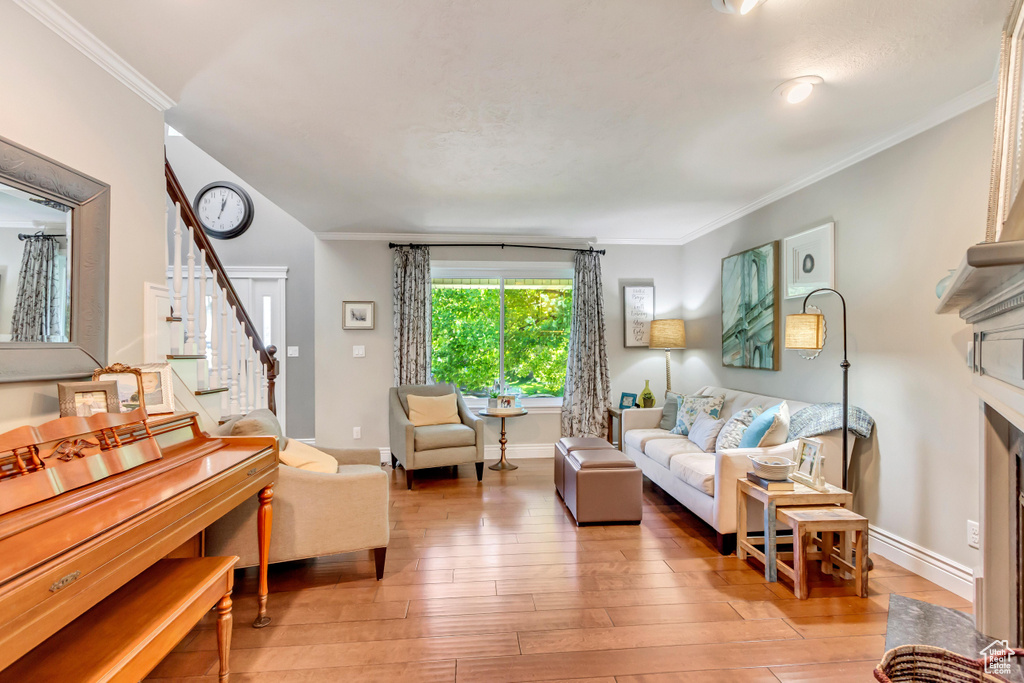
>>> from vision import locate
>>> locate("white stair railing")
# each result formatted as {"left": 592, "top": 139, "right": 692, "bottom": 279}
{"left": 171, "top": 203, "right": 183, "bottom": 355}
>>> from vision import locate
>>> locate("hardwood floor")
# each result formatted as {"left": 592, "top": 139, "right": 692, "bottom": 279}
{"left": 145, "top": 458, "right": 970, "bottom": 682}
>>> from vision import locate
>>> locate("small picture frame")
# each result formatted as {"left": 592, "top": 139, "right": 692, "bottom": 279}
{"left": 58, "top": 380, "right": 121, "bottom": 417}
{"left": 619, "top": 392, "right": 637, "bottom": 410}
{"left": 136, "top": 363, "right": 175, "bottom": 415}
{"left": 784, "top": 222, "right": 835, "bottom": 299}
{"left": 796, "top": 437, "right": 822, "bottom": 475}
{"left": 499, "top": 396, "right": 515, "bottom": 409}
{"left": 93, "top": 363, "right": 147, "bottom": 414}
{"left": 343, "top": 301, "right": 375, "bottom": 330}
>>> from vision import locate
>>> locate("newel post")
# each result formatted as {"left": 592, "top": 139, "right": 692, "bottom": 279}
{"left": 266, "top": 346, "right": 279, "bottom": 415}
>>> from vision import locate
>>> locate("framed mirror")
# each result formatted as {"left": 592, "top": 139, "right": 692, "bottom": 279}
{"left": 0, "top": 134, "right": 109, "bottom": 382}
{"left": 990, "top": 0, "right": 1024, "bottom": 242}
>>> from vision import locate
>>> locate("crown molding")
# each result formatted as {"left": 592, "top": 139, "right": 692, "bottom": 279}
{"left": 316, "top": 231, "right": 597, "bottom": 246}
{"left": 13, "top": 0, "right": 175, "bottom": 111}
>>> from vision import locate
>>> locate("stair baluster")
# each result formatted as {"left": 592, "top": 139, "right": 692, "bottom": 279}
{"left": 171, "top": 202, "right": 183, "bottom": 355}
{"left": 246, "top": 344, "right": 256, "bottom": 413}
{"left": 185, "top": 224, "right": 197, "bottom": 355}
{"left": 209, "top": 270, "right": 220, "bottom": 391}
{"left": 229, "top": 306, "right": 240, "bottom": 416}
{"left": 220, "top": 288, "right": 231, "bottom": 418}
{"left": 237, "top": 319, "right": 248, "bottom": 415}
{"left": 197, "top": 249, "right": 208, "bottom": 389}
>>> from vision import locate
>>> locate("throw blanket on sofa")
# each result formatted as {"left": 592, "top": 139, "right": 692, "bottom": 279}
{"left": 788, "top": 403, "right": 874, "bottom": 440}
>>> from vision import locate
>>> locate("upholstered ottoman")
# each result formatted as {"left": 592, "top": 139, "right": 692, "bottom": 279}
{"left": 564, "top": 449, "right": 643, "bottom": 525}
{"left": 555, "top": 436, "right": 614, "bottom": 499}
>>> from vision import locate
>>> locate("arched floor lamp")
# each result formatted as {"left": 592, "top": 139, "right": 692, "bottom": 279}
{"left": 783, "top": 288, "right": 851, "bottom": 491}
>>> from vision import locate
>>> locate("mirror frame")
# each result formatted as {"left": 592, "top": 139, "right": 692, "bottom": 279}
{"left": 0, "top": 134, "right": 109, "bottom": 382}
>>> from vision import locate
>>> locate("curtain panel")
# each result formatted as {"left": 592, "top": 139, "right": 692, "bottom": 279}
{"left": 11, "top": 235, "right": 60, "bottom": 343}
{"left": 392, "top": 245, "right": 432, "bottom": 386}
{"left": 561, "top": 250, "right": 611, "bottom": 437}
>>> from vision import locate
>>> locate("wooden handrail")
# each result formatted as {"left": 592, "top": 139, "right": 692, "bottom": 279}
{"left": 165, "top": 158, "right": 279, "bottom": 414}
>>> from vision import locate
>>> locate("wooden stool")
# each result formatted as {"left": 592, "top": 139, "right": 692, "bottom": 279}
{"left": 775, "top": 506, "right": 869, "bottom": 599}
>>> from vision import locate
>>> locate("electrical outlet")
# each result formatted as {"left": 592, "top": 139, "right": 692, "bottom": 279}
{"left": 967, "top": 520, "right": 980, "bottom": 549}
{"left": 353, "top": 345, "right": 365, "bottom": 358}
{"left": 353, "top": 427, "right": 361, "bottom": 439}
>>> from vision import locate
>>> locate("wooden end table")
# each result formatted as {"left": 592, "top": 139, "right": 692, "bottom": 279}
{"left": 736, "top": 478, "right": 852, "bottom": 582}
{"left": 478, "top": 409, "right": 529, "bottom": 471}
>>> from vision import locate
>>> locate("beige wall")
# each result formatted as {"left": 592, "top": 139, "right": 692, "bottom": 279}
{"left": 0, "top": 4, "right": 167, "bottom": 431}
{"left": 672, "top": 103, "right": 993, "bottom": 569}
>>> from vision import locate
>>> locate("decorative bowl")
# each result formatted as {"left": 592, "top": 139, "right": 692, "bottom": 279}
{"left": 748, "top": 454, "right": 797, "bottom": 481}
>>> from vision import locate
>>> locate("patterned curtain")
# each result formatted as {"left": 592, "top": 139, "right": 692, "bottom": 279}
{"left": 11, "top": 235, "right": 60, "bottom": 342}
{"left": 561, "top": 250, "right": 611, "bottom": 437}
{"left": 393, "top": 246, "right": 432, "bottom": 385}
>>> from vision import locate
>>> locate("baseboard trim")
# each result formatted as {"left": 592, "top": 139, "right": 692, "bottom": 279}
{"left": 868, "top": 524, "right": 974, "bottom": 601}
{"left": 293, "top": 438, "right": 316, "bottom": 446}
{"left": 379, "top": 447, "right": 390, "bottom": 464}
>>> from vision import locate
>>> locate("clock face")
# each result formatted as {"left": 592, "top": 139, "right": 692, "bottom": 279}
{"left": 193, "top": 182, "right": 254, "bottom": 239}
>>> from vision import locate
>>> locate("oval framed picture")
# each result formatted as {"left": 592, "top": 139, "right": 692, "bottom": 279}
{"left": 343, "top": 301, "right": 375, "bottom": 330}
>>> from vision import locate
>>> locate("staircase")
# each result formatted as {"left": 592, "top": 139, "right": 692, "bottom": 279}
{"left": 146, "top": 160, "right": 279, "bottom": 430}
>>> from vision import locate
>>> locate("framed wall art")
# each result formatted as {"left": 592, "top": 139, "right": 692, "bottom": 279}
{"left": 136, "top": 363, "right": 174, "bottom": 414}
{"left": 721, "top": 241, "right": 779, "bottom": 370}
{"left": 57, "top": 380, "right": 121, "bottom": 417}
{"left": 93, "top": 363, "right": 146, "bottom": 413}
{"left": 343, "top": 301, "right": 375, "bottom": 330}
{"left": 784, "top": 222, "right": 834, "bottom": 299}
{"left": 989, "top": 0, "right": 1024, "bottom": 242}
{"left": 623, "top": 286, "right": 655, "bottom": 347}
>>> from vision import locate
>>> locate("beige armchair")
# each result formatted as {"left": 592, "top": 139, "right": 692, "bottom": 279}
{"left": 389, "top": 383, "right": 484, "bottom": 489}
{"left": 205, "top": 410, "right": 390, "bottom": 579}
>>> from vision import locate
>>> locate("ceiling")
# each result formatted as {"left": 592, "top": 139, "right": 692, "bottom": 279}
{"left": 51, "top": 0, "right": 1007, "bottom": 242}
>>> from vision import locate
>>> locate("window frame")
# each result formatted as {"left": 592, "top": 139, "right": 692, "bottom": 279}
{"left": 431, "top": 260, "right": 573, "bottom": 412}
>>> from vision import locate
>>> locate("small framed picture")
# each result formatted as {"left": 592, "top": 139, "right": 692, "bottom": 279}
{"left": 796, "top": 437, "right": 823, "bottom": 475}
{"left": 343, "top": 301, "right": 375, "bottom": 330}
{"left": 58, "top": 380, "right": 121, "bottom": 417}
{"left": 619, "top": 392, "right": 637, "bottom": 410}
{"left": 137, "top": 363, "right": 175, "bottom": 415}
{"left": 499, "top": 396, "right": 515, "bottom": 409}
{"left": 93, "top": 363, "right": 146, "bottom": 413}
{"left": 784, "top": 222, "right": 835, "bottom": 299}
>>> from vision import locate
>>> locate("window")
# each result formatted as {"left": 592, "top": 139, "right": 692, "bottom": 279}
{"left": 431, "top": 264, "right": 573, "bottom": 401}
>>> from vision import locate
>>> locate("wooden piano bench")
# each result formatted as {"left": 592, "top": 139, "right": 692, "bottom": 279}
{"left": 2, "top": 556, "right": 238, "bottom": 683}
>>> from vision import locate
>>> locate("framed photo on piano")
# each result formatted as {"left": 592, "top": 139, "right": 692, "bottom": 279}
{"left": 93, "top": 363, "right": 147, "bottom": 414}
{"left": 57, "top": 380, "right": 121, "bottom": 417}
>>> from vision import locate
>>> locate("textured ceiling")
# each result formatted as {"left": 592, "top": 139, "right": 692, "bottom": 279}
{"left": 53, "top": 0, "right": 1007, "bottom": 241}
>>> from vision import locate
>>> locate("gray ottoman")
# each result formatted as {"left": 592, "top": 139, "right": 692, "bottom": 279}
{"left": 554, "top": 436, "right": 614, "bottom": 499}
{"left": 564, "top": 449, "right": 642, "bottom": 525}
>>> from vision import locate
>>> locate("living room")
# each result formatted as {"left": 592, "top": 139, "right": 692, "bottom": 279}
{"left": 0, "top": 0, "right": 1019, "bottom": 681}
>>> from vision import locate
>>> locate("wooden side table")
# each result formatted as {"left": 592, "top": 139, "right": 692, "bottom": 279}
{"left": 607, "top": 407, "right": 623, "bottom": 450}
{"left": 736, "top": 478, "right": 852, "bottom": 581}
{"left": 776, "top": 506, "right": 869, "bottom": 599}
{"left": 479, "top": 409, "right": 529, "bottom": 471}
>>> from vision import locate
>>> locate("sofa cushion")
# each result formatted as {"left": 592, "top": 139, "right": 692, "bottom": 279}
{"left": 279, "top": 440, "right": 338, "bottom": 474}
{"left": 687, "top": 411, "right": 725, "bottom": 452}
{"left": 624, "top": 428, "right": 684, "bottom": 453}
{"left": 715, "top": 407, "right": 762, "bottom": 451}
{"left": 230, "top": 408, "right": 287, "bottom": 449}
{"left": 407, "top": 393, "right": 461, "bottom": 427}
{"left": 398, "top": 383, "right": 455, "bottom": 415}
{"left": 739, "top": 401, "right": 791, "bottom": 448}
{"left": 414, "top": 423, "right": 476, "bottom": 451}
{"left": 644, "top": 437, "right": 706, "bottom": 468}
{"left": 670, "top": 452, "right": 716, "bottom": 496}
{"left": 670, "top": 394, "right": 725, "bottom": 436}
{"left": 659, "top": 392, "right": 682, "bottom": 431}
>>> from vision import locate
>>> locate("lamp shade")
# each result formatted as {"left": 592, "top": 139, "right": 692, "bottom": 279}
{"left": 649, "top": 319, "right": 686, "bottom": 349}
{"left": 785, "top": 313, "right": 825, "bottom": 350}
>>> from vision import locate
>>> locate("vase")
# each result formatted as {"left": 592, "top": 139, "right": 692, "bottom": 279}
{"left": 639, "top": 380, "right": 656, "bottom": 408}
{"left": 935, "top": 269, "right": 956, "bottom": 299}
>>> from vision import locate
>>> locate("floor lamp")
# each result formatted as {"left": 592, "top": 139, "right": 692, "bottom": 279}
{"left": 783, "top": 288, "right": 851, "bottom": 490}
{"left": 649, "top": 319, "right": 686, "bottom": 392}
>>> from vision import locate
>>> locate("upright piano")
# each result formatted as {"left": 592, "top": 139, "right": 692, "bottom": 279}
{"left": 0, "top": 411, "right": 277, "bottom": 672}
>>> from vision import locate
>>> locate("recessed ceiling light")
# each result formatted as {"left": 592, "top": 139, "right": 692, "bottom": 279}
{"left": 712, "top": 0, "right": 767, "bottom": 15}
{"left": 773, "top": 76, "right": 824, "bottom": 104}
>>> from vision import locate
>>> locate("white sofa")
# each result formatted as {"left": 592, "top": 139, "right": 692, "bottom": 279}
{"left": 621, "top": 385, "right": 854, "bottom": 553}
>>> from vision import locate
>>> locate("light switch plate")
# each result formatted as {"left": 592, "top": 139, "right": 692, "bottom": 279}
{"left": 287, "top": 346, "right": 300, "bottom": 358}
{"left": 353, "top": 345, "right": 365, "bottom": 358}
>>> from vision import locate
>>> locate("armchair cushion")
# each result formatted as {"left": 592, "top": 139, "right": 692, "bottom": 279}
{"left": 407, "top": 393, "right": 461, "bottom": 427}
{"left": 228, "top": 408, "right": 288, "bottom": 449}
{"left": 280, "top": 440, "right": 339, "bottom": 474}
{"left": 414, "top": 423, "right": 477, "bottom": 451}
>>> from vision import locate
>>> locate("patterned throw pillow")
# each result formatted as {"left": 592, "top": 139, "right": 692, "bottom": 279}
{"left": 739, "top": 401, "right": 791, "bottom": 448}
{"left": 670, "top": 394, "right": 725, "bottom": 436}
{"left": 714, "top": 407, "right": 762, "bottom": 452}
{"left": 687, "top": 411, "right": 726, "bottom": 452}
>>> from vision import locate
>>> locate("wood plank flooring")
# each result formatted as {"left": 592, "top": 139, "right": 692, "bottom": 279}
{"left": 145, "top": 458, "right": 970, "bottom": 682}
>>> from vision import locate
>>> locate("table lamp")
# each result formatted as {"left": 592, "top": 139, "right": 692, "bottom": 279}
{"left": 649, "top": 319, "right": 686, "bottom": 392}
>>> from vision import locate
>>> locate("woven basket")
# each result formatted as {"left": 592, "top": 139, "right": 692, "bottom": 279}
{"left": 875, "top": 644, "right": 1024, "bottom": 682}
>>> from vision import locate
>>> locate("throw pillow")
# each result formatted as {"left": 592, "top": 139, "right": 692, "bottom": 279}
{"left": 670, "top": 394, "right": 725, "bottom": 436}
{"left": 687, "top": 411, "right": 726, "bottom": 452}
{"left": 407, "top": 393, "right": 461, "bottom": 427}
{"left": 659, "top": 392, "right": 682, "bottom": 431}
{"left": 715, "top": 407, "right": 762, "bottom": 451}
{"left": 279, "top": 440, "right": 338, "bottom": 474}
{"left": 739, "top": 401, "right": 791, "bottom": 448}
{"left": 230, "top": 409, "right": 288, "bottom": 449}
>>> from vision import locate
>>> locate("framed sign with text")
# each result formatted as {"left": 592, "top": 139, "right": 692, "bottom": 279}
{"left": 623, "top": 286, "right": 655, "bottom": 348}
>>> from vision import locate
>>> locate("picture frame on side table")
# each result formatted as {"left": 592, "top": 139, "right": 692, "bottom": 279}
{"left": 784, "top": 222, "right": 835, "bottom": 299}
{"left": 58, "top": 380, "right": 121, "bottom": 417}
{"left": 136, "top": 363, "right": 175, "bottom": 414}
{"left": 619, "top": 393, "right": 637, "bottom": 410}
{"left": 790, "top": 437, "right": 827, "bottom": 491}
{"left": 343, "top": 301, "right": 375, "bottom": 330}
{"left": 93, "top": 363, "right": 147, "bottom": 413}
{"left": 623, "top": 286, "right": 655, "bottom": 347}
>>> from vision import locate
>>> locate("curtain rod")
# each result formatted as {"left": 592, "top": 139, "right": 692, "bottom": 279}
{"left": 387, "top": 242, "right": 605, "bottom": 255}
{"left": 18, "top": 231, "right": 60, "bottom": 241}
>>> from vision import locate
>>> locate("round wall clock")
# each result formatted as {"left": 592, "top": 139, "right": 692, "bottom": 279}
{"left": 193, "top": 181, "right": 255, "bottom": 240}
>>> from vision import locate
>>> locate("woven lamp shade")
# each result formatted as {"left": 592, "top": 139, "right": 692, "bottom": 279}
{"left": 649, "top": 319, "right": 686, "bottom": 349}
{"left": 785, "top": 313, "right": 825, "bottom": 350}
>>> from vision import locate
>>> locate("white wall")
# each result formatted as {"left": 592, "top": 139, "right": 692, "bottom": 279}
{"left": 673, "top": 103, "right": 993, "bottom": 571}
{"left": 0, "top": 3, "right": 167, "bottom": 431}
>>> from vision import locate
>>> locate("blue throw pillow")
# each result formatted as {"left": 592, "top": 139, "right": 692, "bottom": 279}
{"left": 739, "top": 404, "right": 781, "bottom": 448}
